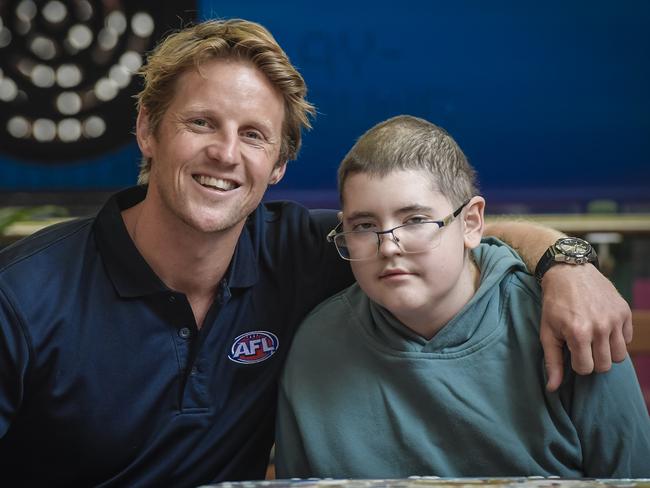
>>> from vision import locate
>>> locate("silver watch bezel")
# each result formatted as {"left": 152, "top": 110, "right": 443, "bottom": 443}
{"left": 553, "top": 237, "right": 594, "bottom": 263}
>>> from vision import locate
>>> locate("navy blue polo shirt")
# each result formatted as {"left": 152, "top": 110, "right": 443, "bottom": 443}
{"left": 0, "top": 186, "right": 352, "bottom": 487}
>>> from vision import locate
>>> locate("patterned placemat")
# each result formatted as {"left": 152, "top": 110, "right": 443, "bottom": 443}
{"left": 204, "top": 478, "right": 650, "bottom": 488}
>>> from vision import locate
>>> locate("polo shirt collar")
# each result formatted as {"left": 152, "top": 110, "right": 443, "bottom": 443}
{"left": 226, "top": 218, "right": 258, "bottom": 289}
{"left": 94, "top": 186, "right": 259, "bottom": 298}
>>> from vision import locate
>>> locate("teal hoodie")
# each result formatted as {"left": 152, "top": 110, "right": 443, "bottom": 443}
{"left": 276, "top": 239, "right": 650, "bottom": 478}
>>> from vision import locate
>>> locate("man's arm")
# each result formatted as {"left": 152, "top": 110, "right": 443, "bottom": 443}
{"left": 0, "top": 289, "right": 29, "bottom": 440}
{"left": 485, "top": 219, "right": 633, "bottom": 392}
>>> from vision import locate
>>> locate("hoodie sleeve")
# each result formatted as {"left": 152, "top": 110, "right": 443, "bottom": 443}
{"left": 564, "top": 356, "right": 650, "bottom": 477}
{"left": 274, "top": 378, "right": 314, "bottom": 478}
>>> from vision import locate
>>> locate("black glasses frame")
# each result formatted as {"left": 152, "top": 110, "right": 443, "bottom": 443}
{"left": 326, "top": 199, "right": 471, "bottom": 261}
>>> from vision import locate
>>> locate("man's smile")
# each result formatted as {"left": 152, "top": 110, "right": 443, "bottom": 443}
{"left": 193, "top": 174, "right": 240, "bottom": 191}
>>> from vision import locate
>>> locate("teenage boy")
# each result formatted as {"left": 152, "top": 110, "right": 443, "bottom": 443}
{"left": 275, "top": 115, "right": 650, "bottom": 478}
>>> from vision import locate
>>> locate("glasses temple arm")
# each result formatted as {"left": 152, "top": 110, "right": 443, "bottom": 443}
{"left": 440, "top": 199, "right": 472, "bottom": 227}
{"left": 326, "top": 222, "right": 343, "bottom": 242}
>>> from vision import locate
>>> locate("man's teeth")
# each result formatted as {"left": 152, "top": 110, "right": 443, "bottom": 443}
{"left": 195, "top": 175, "right": 237, "bottom": 191}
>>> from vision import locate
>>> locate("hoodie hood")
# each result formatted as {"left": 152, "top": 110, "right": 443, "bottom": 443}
{"left": 362, "top": 237, "right": 531, "bottom": 354}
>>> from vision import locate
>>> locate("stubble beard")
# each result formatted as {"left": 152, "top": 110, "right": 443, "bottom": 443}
{"left": 168, "top": 186, "right": 254, "bottom": 236}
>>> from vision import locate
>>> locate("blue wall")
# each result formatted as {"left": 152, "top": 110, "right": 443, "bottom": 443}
{"left": 2, "top": 0, "right": 649, "bottom": 210}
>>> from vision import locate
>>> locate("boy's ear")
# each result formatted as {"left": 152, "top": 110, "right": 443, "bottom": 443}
{"left": 463, "top": 196, "right": 485, "bottom": 250}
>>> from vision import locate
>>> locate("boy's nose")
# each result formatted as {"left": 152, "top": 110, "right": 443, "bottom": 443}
{"left": 378, "top": 232, "right": 402, "bottom": 257}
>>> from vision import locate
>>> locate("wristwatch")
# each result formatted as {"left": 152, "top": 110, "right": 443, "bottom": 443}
{"left": 534, "top": 237, "right": 599, "bottom": 282}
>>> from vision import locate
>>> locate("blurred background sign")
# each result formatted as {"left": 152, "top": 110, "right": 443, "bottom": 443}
{"left": 0, "top": 0, "right": 648, "bottom": 212}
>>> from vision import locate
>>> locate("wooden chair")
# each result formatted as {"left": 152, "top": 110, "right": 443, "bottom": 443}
{"left": 630, "top": 310, "right": 650, "bottom": 356}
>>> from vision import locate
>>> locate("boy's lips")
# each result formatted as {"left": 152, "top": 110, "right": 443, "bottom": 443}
{"left": 379, "top": 268, "right": 413, "bottom": 279}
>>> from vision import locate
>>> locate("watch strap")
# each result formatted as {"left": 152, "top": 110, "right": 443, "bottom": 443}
{"left": 534, "top": 246, "right": 558, "bottom": 282}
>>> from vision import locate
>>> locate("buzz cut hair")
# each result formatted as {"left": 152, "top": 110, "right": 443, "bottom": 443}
{"left": 337, "top": 115, "right": 478, "bottom": 206}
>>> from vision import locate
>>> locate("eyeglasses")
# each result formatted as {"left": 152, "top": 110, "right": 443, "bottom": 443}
{"left": 327, "top": 200, "right": 470, "bottom": 261}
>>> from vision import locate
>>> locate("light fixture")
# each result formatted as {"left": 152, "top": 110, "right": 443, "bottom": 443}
{"left": 0, "top": 0, "right": 196, "bottom": 162}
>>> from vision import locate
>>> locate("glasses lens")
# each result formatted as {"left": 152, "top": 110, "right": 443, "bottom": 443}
{"left": 335, "top": 231, "right": 377, "bottom": 261}
{"left": 392, "top": 222, "right": 442, "bottom": 253}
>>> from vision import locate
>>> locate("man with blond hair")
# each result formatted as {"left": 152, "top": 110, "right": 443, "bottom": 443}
{"left": 0, "top": 19, "right": 633, "bottom": 486}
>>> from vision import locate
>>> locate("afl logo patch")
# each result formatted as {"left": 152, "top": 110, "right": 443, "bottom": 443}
{"left": 228, "top": 331, "right": 279, "bottom": 364}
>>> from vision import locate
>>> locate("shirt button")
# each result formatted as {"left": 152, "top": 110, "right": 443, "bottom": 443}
{"left": 168, "top": 294, "right": 176, "bottom": 303}
{"left": 178, "top": 327, "right": 191, "bottom": 339}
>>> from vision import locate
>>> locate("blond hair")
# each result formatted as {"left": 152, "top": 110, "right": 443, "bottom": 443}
{"left": 136, "top": 19, "right": 315, "bottom": 184}
{"left": 338, "top": 115, "right": 478, "bottom": 206}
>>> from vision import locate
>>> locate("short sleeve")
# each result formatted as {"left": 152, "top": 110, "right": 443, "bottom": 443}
{"left": 0, "top": 285, "right": 31, "bottom": 439}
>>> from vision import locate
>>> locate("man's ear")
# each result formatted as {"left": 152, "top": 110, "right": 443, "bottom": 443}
{"left": 463, "top": 196, "right": 485, "bottom": 250}
{"left": 136, "top": 107, "right": 154, "bottom": 158}
{"left": 268, "top": 162, "right": 287, "bottom": 185}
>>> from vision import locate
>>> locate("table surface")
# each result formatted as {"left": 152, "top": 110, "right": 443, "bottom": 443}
{"left": 205, "top": 478, "right": 650, "bottom": 488}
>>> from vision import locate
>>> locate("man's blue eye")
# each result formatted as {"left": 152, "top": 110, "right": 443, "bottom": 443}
{"left": 243, "top": 130, "right": 262, "bottom": 140}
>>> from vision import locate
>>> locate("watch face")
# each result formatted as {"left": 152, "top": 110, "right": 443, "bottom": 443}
{"left": 556, "top": 237, "right": 591, "bottom": 258}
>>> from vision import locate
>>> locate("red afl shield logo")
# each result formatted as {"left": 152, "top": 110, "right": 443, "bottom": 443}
{"left": 228, "top": 331, "right": 279, "bottom": 364}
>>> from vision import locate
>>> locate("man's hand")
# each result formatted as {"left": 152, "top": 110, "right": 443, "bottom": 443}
{"left": 540, "top": 263, "right": 633, "bottom": 392}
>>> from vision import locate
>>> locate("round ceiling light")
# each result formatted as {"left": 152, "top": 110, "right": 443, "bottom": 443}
{"left": 0, "top": 0, "right": 196, "bottom": 163}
